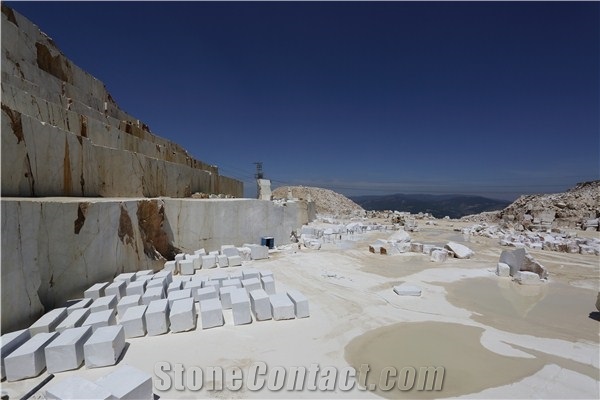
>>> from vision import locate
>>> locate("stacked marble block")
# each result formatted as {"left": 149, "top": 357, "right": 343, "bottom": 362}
{"left": 164, "top": 244, "right": 270, "bottom": 275}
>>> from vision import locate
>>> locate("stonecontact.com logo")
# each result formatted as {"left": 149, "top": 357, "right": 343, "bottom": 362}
{"left": 154, "top": 362, "right": 445, "bottom": 393}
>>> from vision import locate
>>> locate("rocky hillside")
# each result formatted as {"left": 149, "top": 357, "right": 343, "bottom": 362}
{"left": 273, "top": 186, "right": 364, "bottom": 216}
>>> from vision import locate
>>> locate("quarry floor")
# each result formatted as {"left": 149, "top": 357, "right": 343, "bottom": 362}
{"left": 2, "top": 219, "right": 599, "bottom": 399}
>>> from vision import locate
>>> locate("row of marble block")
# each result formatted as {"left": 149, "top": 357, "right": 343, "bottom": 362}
{"left": 44, "top": 365, "right": 153, "bottom": 400}
{"left": 1, "top": 325, "right": 127, "bottom": 381}
{"left": 165, "top": 244, "right": 270, "bottom": 275}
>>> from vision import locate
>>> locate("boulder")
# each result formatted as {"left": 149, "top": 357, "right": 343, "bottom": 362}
{"left": 387, "top": 230, "right": 411, "bottom": 243}
{"left": 444, "top": 242, "right": 474, "bottom": 259}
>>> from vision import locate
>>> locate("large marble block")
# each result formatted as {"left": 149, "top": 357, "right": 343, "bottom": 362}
{"left": 228, "top": 271, "right": 243, "bottom": 281}
{"left": 269, "top": 294, "right": 295, "bottom": 320}
{"left": 211, "top": 271, "right": 229, "bottom": 286}
{"left": 44, "top": 326, "right": 92, "bottom": 373}
{"left": 199, "top": 298, "right": 224, "bottom": 329}
{"left": 249, "top": 289, "right": 272, "bottom": 321}
{"left": 126, "top": 280, "right": 147, "bottom": 296}
{"left": 45, "top": 376, "right": 112, "bottom": 400}
{"left": 219, "top": 286, "right": 236, "bottom": 309}
{"left": 142, "top": 286, "right": 165, "bottom": 306}
{"left": 167, "top": 281, "right": 182, "bottom": 294}
{"left": 261, "top": 276, "right": 276, "bottom": 295}
{"left": 29, "top": 307, "right": 68, "bottom": 335}
{"left": 152, "top": 270, "right": 173, "bottom": 285}
{"left": 67, "top": 298, "right": 93, "bottom": 315}
{"left": 260, "top": 270, "right": 274, "bottom": 278}
{"left": 84, "top": 283, "right": 109, "bottom": 300}
{"left": 105, "top": 281, "right": 127, "bottom": 301}
{"left": 201, "top": 254, "right": 217, "bottom": 269}
{"left": 163, "top": 260, "right": 177, "bottom": 274}
{"left": 222, "top": 279, "right": 242, "bottom": 289}
{"left": 56, "top": 308, "right": 91, "bottom": 332}
{"left": 169, "top": 298, "right": 196, "bottom": 333}
{"left": 237, "top": 247, "right": 252, "bottom": 261}
{"left": 286, "top": 290, "right": 309, "bottom": 318}
{"left": 135, "top": 270, "right": 154, "bottom": 278}
{"left": 204, "top": 280, "right": 220, "bottom": 291}
{"left": 1, "top": 329, "right": 31, "bottom": 380}
{"left": 4, "top": 332, "right": 58, "bottom": 381}
{"left": 184, "top": 279, "right": 204, "bottom": 300}
{"left": 217, "top": 255, "right": 229, "bottom": 268}
{"left": 120, "top": 305, "right": 147, "bottom": 338}
{"left": 90, "top": 295, "right": 117, "bottom": 313}
{"left": 179, "top": 259, "right": 195, "bottom": 275}
{"left": 242, "top": 268, "right": 260, "bottom": 280}
{"left": 245, "top": 244, "right": 269, "bottom": 260}
{"left": 228, "top": 255, "right": 242, "bottom": 267}
{"left": 230, "top": 289, "right": 252, "bottom": 326}
{"left": 195, "top": 286, "right": 218, "bottom": 302}
{"left": 95, "top": 364, "right": 153, "bottom": 400}
{"left": 117, "top": 295, "right": 141, "bottom": 317}
{"left": 81, "top": 309, "right": 117, "bottom": 332}
{"left": 145, "top": 299, "right": 169, "bottom": 336}
{"left": 146, "top": 277, "right": 168, "bottom": 291}
{"left": 83, "top": 325, "right": 126, "bottom": 368}
{"left": 113, "top": 273, "right": 136, "bottom": 284}
{"left": 194, "top": 248, "right": 207, "bottom": 257}
{"left": 393, "top": 284, "right": 422, "bottom": 297}
{"left": 185, "top": 254, "right": 202, "bottom": 270}
{"left": 221, "top": 245, "right": 239, "bottom": 257}
{"left": 242, "top": 278, "right": 262, "bottom": 293}
{"left": 168, "top": 289, "right": 192, "bottom": 308}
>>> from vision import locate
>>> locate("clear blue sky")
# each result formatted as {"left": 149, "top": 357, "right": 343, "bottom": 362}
{"left": 7, "top": 1, "right": 599, "bottom": 200}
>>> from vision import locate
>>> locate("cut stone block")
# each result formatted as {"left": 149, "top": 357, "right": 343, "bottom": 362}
{"left": 167, "top": 281, "right": 182, "bottom": 294}
{"left": 514, "top": 271, "right": 543, "bottom": 285}
{"left": 249, "top": 289, "right": 272, "bottom": 321}
{"left": 194, "top": 248, "right": 207, "bottom": 256}
{"left": 29, "top": 307, "right": 68, "bottom": 335}
{"left": 242, "top": 277, "right": 262, "bottom": 293}
{"left": 228, "top": 271, "right": 243, "bottom": 280}
{"left": 217, "top": 254, "right": 229, "bottom": 268}
{"left": 230, "top": 289, "right": 252, "bottom": 325}
{"left": 269, "top": 293, "right": 295, "bottom": 320}
{"left": 202, "top": 254, "right": 217, "bottom": 269}
{"left": 44, "top": 326, "right": 93, "bottom": 373}
{"left": 67, "top": 298, "right": 93, "bottom": 315}
{"left": 286, "top": 290, "right": 310, "bottom": 318}
{"left": 184, "top": 280, "right": 204, "bottom": 301}
{"left": 211, "top": 271, "right": 229, "bottom": 285}
{"left": 242, "top": 268, "right": 260, "bottom": 280}
{"left": 172, "top": 275, "right": 191, "bottom": 284}
{"left": 185, "top": 254, "right": 202, "bottom": 270}
{"left": 90, "top": 295, "right": 118, "bottom": 313}
{"left": 4, "top": 332, "right": 58, "bottom": 381}
{"left": 142, "top": 286, "right": 165, "bottom": 306}
{"left": 135, "top": 275, "right": 153, "bottom": 283}
{"left": 245, "top": 244, "right": 269, "bottom": 260}
{"left": 135, "top": 269, "right": 154, "bottom": 278}
{"left": 444, "top": 242, "right": 474, "bottom": 259}
{"left": 179, "top": 259, "right": 195, "bottom": 275}
{"left": 121, "top": 305, "right": 147, "bottom": 338}
{"left": 496, "top": 262, "right": 511, "bottom": 277}
{"left": 84, "top": 283, "right": 109, "bottom": 300}
{"left": 410, "top": 242, "right": 424, "bottom": 253}
{"left": 153, "top": 270, "right": 173, "bottom": 285}
{"left": 95, "top": 364, "right": 153, "bottom": 400}
{"left": 196, "top": 286, "right": 218, "bottom": 302}
{"left": 219, "top": 286, "right": 236, "bottom": 309}
{"left": 175, "top": 253, "right": 186, "bottom": 262}
{"left": 221, "top": 245, "right": 239, "bottom": 257}
{"left": 393, "top": 284, "right": 422, "bottom": 296}
{"left": 228, "top": 255, "right": 242, "bottom": 267}
{"left": 114, "top": 273, "right": 136, "bottom": 284}
{"left": 260, "top": 270, "right": 273, "bottom": 278}
{"left": 1, "top": 329, "right": 31, "bottom": 380}
{"left": 145, "top": 299, "right": 170, "bottom": 336}
{"left": 430, "top": 249, "right": 448, "bottom": 263}
{"left": 168, "top": 289, "right": 192, "bottom": 309}
{"left": 117, "top": 295, "right": 142, "bottom": 317}
{"left": 125, "top": 280, "right": 147, "bottom": 296}
{"left": 204, "top": 280, "right": 220, "bottom": 291}
{"left": 83, "top": 325, "right": 126, "bottom": 368}
{"left": 238, "top": 247, "right": 252, "bottom": 261}
{"left": 209, "top": 250, "right": 220, "bottom": 256}
{"left": 45, "top": 376, "right": 112, "bottom": 400}
{"left": 261, "top": 276, "right": 276, "bottom": 295}
{"left": 222, "top": 279, "right": 242, "bottom": 289}
{"left": 146, "top": 277, "right": 168, "bottom": 291}
{"left": 169, "top": 298, "right": 197, "bottom": 333}
{"left": 81, "top": 309, "right": 117, "bottom": 333}
{"left": 105, "top": 281, "right": 127, "bottom": 301}
{"left": 199, "top": 298, "right": 224, "bottom": 329}
{"left": 163, "top": 260, "right": 177, "bottom": 274}
{"left": 56, "top": 308, "right": 91, "bottom": 332}
{"left": 422, "top": 244, "right": 435, "bottom": 255}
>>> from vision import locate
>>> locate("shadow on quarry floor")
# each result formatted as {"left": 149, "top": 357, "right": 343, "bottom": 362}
{"left": 588, "top": 311, "right": 600, "bottom": 322}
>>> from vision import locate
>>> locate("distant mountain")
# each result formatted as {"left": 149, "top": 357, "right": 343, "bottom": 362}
{"left": 351, "top": 193, "right": 511, "bottom": 219}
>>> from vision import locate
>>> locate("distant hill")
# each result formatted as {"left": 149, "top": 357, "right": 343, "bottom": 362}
{"left": 351, "top": 193, "right": 511, "bottom": 219}
{"left": 272, "top": 186, "right": 364, "bottom": 216}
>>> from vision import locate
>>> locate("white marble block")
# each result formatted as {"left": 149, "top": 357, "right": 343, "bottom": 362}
{"left": 135, "top": 270, "right": 154, "bottom": 278}
{"left": 221, "top": 245, "right": 239, "bottom": 257}
{"left": 153, "top": 270, "right": 173, "bottom": 285}
{"left": 117, "top": 295, "right": 142, "bottom": 317}
{"left": 229, "top": 271, "right": 243, "bottom": 281}
{"left": 168, "top": 289, "right": 192, "bottom": 308}
{"left": 67, "top": 298, "right": 93, "bottom": 315}
{"left": 184, "top": 280, "right": 203, "bottom": 301}
{"left": 217, "top": 254, "right": 229, "bottom": 268}
{"left": 44, "top": 326, "right": 93, "bottom": 373}
{"left": 81, "top": 309, "right": 117, "bottom": 332}
{"left": 83, "top": 325, "right": 126, "bottom": 368}
{"left": 29, "top": 307, "right": 68, "bottom": 335}
{"left": 261, "top": 276, "right": 276, "bottom": 295}
{"left": 393, "top": 284, "right": 422, "bottom": 296}
{"left": 514, "top": 271, "right": 543, "bottom": 285}
{"left": 175, "top": 253, "right": 186, "bottom": 262}
{"left": 209, "top": 250, "right": 220, "bottom": 256}
{"left": 145, "top": 299, "right": 170, "bottom": 336}
{"left": 230, "top": 289, "right": 252, "bottom": 325}
{"left": 84, "top": 283, "right": 109, "bottom": 300}
{"left": 169, "top": 298, "right": 196, "bottom": 333}
{"left": 260, "top": 270, "right": 274, "bottom": 278}
{"left": 194, "top": 248, "right": 207, "bottom": 256}
{"left": 90, "top": 295, "right": 118, "bottom": 313}
{"left": 269, "top": 293, "right": 295, "bottom": 320}
{"left": 242, "top": 268, "right": 260, "bottom": 280}
{"left": 222, "top": 279, "right": 242, "bottom": 289}
{"left": 125, "top": 280, "right": 147, "bottom": 297}
{"left": 202, "top": 254, "right": 217, "bottom": 269}
{"left": 186, "top": 254, "right": 202, "bottom": 269}
{"left": 4, "top": 332, "right": 58, "bottom": 381}
{"left": 199, "top": 298, "right": 224, "bottom": 329}
{"left": 496, "top": 262, "right": 511, "bottom": 277}
{"left": 204, "top": 280, "right": 220, "bottom": 291}
{"left": 195, "top": 286, "right": 218, "bottom": 302}
{"left": 211, "top": 271, "right": 229, "bottom": 285}
{"left": 242, "top": 278, "right": 262, "bottom": 293}
{"left": 167, "top": 280, "right": 182, "bottom": 294}
{"left": 45, "top": 376, "right": 112, "bottom": 400}
{"left": 172, "top": 275, "right": 191, "bottom": 284}
{"left": 228, "top": 255, "right": 242, "bottom": 267}
{"left": 179, "top": 259, "right": 195, "bottom": 275}
{"left": 249, "top": 289, "right": 272, "bottom": 321}
{"left": 219, "top": 286, "right": 236, "bottom": 309}
{"left": 245, "top": 244, "right": 269, "bottom": 260}
{"left": 120, "top": 305, "right": 147, "bottom": 338}
{"left": 95, "top": 364, "right": 153, "bottom": 400}
{"left": 114, "top": 273, "right": 136, "bottom": 284}
{"left": 105, "top": 281, "right": 127, "bottom": 301}
{"left": 146, "top": 277, "right": 168, "bottom": 291}
{"left": 135, "top": 275, "right": 153, "bottom": 284}
{"left": 286, "top": 290, "right": 310, "bottom": 318}
{"left": 142, "top": 286, "right": 165, "bottom": 306}
{"left": 56, "top": 308, "right": 91, "bottom": 332}
{"left": 163, "top": 260, "right": 177, "bottom": 274}
{"left": 1, "top": 329, "right": 31, "bottom": 380}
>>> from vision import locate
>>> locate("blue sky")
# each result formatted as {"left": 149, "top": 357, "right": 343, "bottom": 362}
{"left": 7, "top": 1, "right": 599, "bottom": 200}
